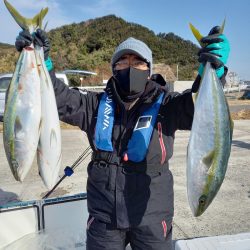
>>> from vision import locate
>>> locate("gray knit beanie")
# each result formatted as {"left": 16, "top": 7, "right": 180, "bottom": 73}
{"left": 111, "top": 37, "right": 153, "bottom": 75}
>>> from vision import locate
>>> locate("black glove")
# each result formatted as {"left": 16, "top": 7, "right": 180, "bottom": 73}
{"left": 15, "top": 30, "right": 33, "bottom": 52}
{"left": 33, "top": 28, "right": 51, "bottom": 60}
{"left": 15, "top": 29, "right": 50, "bottom": 61}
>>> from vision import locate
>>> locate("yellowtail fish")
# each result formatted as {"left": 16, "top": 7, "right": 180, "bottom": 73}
{"left": 35, "top": 46, "right": 62, "bottom": 189}
{"left": 187, "top": 22, "right": 233, "bottom": 216}
{"left": 3, "top": 0, "right": 47, "bottom": 182}
{"left": 4, "top": 0, "right": 61, "bottom": 187}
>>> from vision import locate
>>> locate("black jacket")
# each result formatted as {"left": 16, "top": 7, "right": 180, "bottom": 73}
{"left": 50, "top": 70, "right": 195, "bottom": 228}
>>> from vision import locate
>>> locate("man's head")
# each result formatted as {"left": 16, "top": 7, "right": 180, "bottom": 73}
{"left": 111, "top": 37, "right": 153, "bottom": 98}
{"left": 111, "top": 37, "right": 153, "bottom": 75}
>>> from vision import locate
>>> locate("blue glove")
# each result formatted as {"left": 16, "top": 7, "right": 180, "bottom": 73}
{"left": 198, "top": 26, "right": 230, "bottom": 78}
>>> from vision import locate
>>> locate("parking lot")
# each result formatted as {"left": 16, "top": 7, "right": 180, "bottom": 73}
{"left": 0, "top": 120, "right": 249, "bottom": 240}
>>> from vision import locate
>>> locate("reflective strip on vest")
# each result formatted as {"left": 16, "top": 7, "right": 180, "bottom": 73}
{"left": 95, "top": 92, "right": 164, "bottom": 162}
{"left": 95, "top": 92, "right": 115, "bottom": 151}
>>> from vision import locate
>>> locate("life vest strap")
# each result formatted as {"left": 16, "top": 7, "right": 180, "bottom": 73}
{"left": 91, "top": 151, "right": 169, "bottom": 174}
{"left": 121, "top": 162, "right": 169, "bottom": 174}
{"left": 92, "top": 151, "right": 121, "bottom": 165}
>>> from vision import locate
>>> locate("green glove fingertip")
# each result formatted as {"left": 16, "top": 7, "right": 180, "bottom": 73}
{"left": 216, "top": 66, "right": 224, "bottom": 79}
{"left": 198, "top": 64, "right": 204, "bottom": 76}
{"left": 45, "top": 56, "right": 53, "bottom": 71}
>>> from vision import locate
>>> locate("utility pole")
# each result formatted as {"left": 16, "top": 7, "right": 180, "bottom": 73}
{"left": 176, "top": 64, "right": 179, "bottom": 81}
{"left": 80, "top": 77, "right": 83, "bottom": 87}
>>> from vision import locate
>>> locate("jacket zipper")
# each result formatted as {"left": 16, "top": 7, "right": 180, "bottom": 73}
{"left": 118, "top": 106, "right": 128, "bottom": 155}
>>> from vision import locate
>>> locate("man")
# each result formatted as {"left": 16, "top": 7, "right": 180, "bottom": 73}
{"left": 15, "top": 27, "right": 230, "bottom": 249}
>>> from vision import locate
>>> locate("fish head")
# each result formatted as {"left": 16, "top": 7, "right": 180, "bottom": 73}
{"left": 188, "top": 185, "right": 209, "bottom": 217}
{"left": 187, "top": 154, "right": 217, "bottom": 217}
{"left": 193, "top": 194, "right": 209, "bottom": 217}
{"left": 189, "top": 174, "right": 220, "bottom": 217}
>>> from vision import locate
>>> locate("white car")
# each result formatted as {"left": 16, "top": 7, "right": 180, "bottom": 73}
{"left": 0, "top": 72, "right": 69, "bottom": 121}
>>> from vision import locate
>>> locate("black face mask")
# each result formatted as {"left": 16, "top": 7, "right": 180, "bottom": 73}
{"left": 114, "top": 67, "right": 149, "bottom": 97}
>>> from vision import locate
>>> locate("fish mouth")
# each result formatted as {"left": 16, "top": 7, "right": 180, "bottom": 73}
{"left": 193, "top": 205, "right": 207, "bottom": 217}
{"left": 194, "top": 208, "right": 205, "bottom": 217}
{"left": 24, "top": 47, "right": 34, "bottom": 51}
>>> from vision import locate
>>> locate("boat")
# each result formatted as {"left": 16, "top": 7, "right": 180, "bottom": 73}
{"left": 1, "top": 192, "right": 250, "bottom": 249}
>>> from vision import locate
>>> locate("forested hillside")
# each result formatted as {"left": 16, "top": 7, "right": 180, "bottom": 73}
{"left": 0, "top": 43, "right": 18, "bottom": 73}
{"left": 0, "top": 15, "right": 199, "bottom": 83}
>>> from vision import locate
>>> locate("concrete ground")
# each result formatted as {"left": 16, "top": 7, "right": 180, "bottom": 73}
{"left": 171, "top": 120, "right": 250, "bottom": 240}
{"left": 0, "top": 120, "right": 249, "bottom": 240}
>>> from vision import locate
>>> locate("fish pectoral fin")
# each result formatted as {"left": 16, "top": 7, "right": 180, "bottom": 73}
{"left": 38, "top": 119, "right": 43, "bottom": 135}
{"left": 202, "top": 150, "right": 215, "bottom": 172}
{"left": 14, "top": 116, "right": 22, "bottom": 137}
{"left": 50, "top": 129, "right": 57, "bottom": 148}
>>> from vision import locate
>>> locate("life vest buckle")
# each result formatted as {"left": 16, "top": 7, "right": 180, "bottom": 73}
{"left": 97, "top": 161, "right": 108, "bottom": 168}
{"left": 92, "top": 151, "right": 121, "bottom": 166}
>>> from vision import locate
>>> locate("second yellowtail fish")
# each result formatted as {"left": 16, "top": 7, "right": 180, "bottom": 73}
{"left": 4, "top": 0, "right": 62, "bottom": 189}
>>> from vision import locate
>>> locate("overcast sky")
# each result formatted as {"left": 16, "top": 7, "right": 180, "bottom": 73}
{"left": 0, "top": 0, "right": 249, "bottom": 80}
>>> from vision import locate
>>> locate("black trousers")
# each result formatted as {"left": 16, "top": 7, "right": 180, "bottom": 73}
{"left": 86, "top": 216, "right": 173, "bottom": 250}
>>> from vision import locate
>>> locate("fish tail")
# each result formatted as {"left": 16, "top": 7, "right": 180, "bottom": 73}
{"left": 189, "top": 19, "right": 226, "bottom": 46}
{"left": 4, "top": 0, "right": 48, "bottom": 31}
{"left": 44, "top": 21, "right": 49, "bottom": 31}
{"left": 50, "top": 129, "right": 57, "bottom": 147}
{"left": 189, "top": 23, "right": 204, "bottom": 46}
{"left": 33, "top": 8, "right": 49, "bottom": 30}
{"left": 220, "top": 18, "right": 226, "bottom": 34}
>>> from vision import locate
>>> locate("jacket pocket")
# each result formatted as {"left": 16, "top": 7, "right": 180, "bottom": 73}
{"left": 87, "top": 161, "right": 109, "bottom": 183}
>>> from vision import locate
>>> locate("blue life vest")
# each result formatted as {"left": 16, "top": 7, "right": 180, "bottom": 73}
{"left": 95, "top": 92, "right": 164, "bottom": 162}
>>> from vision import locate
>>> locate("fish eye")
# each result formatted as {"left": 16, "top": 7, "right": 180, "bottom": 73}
{"left": 199, "top": 195, "right": 207, "bottom": 205}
